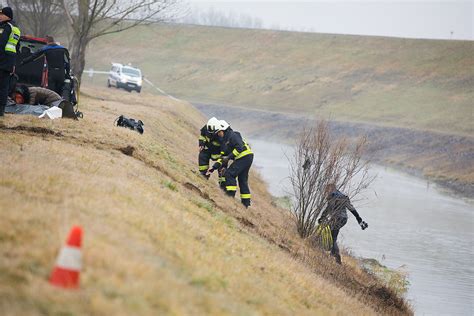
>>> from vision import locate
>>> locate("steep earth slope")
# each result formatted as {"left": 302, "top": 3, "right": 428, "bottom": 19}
{"left": 0, "top": 88, "right": 410, "bottom": 315}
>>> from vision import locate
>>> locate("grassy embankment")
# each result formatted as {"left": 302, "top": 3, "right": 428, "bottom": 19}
{"left": 0, "top": 88, "right": 411, "bottom": 315}
{"left": 85, "top": 24, "right": 473, "bottom": 136}
{"left": 83, "top": 24, "right": 473, "bottom": 196}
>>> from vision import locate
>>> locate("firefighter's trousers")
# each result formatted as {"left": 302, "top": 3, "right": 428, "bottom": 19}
{"left": 224, "top": 154, "right": 253, "bottom": 207}
{"left": 198, "top": 146, "right": 221, "bottom": 175}
{"left": 330, "top": 216, "right": 348, "bottom": 264}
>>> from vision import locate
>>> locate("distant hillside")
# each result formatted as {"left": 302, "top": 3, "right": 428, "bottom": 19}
{"left": 84, "top": 24, "right": 473, "bottom": 136}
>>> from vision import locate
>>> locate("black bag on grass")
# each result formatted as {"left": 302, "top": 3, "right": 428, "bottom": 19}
{"left": 115, "top": 115, "right": 144, "bottom": 134}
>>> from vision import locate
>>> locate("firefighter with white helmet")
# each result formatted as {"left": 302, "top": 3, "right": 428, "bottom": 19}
{"left": 207, "top": 120, "right": 254, "bottom": 208}
{"left": 198, "top": 117, "right": 223, "bottom": 178}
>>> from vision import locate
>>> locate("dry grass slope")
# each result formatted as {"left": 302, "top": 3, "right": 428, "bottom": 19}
{"left": 81, "top": 24, "right": 473, "bottom": 197}
{"left": 0, "top": 88, "right": 411, "bottom": 315}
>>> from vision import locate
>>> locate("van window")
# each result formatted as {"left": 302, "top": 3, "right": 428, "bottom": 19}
{"left": 122, "top": 67, "right": 141, "bottom": 77}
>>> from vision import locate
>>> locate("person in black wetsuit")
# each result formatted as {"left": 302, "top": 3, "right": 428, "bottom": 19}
{"left": 318, "top": 183, "right": 368, "bottom": 264}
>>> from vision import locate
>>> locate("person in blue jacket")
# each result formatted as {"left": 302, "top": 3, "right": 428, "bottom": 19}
{"left": 21, "top": 35, "right": 70, "bottom": 95}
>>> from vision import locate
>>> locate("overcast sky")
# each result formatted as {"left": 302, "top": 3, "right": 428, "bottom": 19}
{"left": 186, "top": 1, "right": 473, "bottom": 40}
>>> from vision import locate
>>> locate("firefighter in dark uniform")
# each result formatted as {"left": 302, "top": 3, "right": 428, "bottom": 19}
{"left": 0, "top": 7, "right": 20, "bottom": 116}
{"left": 318, "top": 183, "right": 368, "bottom": 264}
{"left": 20, "top": 35, "right": 71, "bottom": 95}
{"left": 199, "top": 117, "right": 223, "bottom": 179}
{"left": 207, "top": 120, "right": 254, "bottom": 208}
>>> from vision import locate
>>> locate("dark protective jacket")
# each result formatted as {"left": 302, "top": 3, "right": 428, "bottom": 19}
{"left": 320, "top": 190, "right": 362, "bottom": 224}
{"left": 212, "top": 128, "right": 253, "bottom": 170}
{"left": 22, "top": 43, "right": 71, "bottom": 75}
{"left": 198, "top": 125, "right": 220, "bottom": 147}
{"left": 199, "top": 125, "right": 222, "bottom": 162}
{"left": 0, "top": 21, "right": 21, "bottom": 72}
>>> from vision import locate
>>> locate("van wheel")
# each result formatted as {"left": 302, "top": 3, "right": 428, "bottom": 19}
{"left": 136, "top": 88, "right": 141, "bottom": 93}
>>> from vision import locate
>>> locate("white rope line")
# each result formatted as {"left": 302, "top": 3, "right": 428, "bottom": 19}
{"left": 143, "top": 78, "right": 181, "bottom": 102}
{"left": 83, "top": 70, "right": 109, "bottom": 75}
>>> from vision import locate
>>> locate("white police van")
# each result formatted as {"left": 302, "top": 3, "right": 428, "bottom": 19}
{"left": 107, "top": 63, "right": 142, "bottom": 93}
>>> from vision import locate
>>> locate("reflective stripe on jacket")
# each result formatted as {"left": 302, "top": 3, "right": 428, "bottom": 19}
{"left": 212, "top": 128, "right": 253, "bottom": 169}
{"left": 0, "top": 21, "right": 20, "bottom": 71}
{"left": 5, "top": 22, "right": 20, "bottom": 53}
{"left": 232, "top": 140, "right": 253, "bottom": 159}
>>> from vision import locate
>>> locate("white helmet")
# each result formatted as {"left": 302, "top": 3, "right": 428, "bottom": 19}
{"left": 215, "top": 120, "right": 230, "bottom": 132}
{"left": 206, "top": 117, "right": 220, "bottom": 133}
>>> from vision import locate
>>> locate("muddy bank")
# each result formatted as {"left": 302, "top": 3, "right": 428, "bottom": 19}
{"left": 194, "top": 103, "right": 474, "bottom": 199}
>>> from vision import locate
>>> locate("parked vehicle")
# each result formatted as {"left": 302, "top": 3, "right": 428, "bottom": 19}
{"left": 15, "top": 35, "right": 78, "bottom": 105}
{"left": 107, "top": 63, "right": 142, "bottom": 93}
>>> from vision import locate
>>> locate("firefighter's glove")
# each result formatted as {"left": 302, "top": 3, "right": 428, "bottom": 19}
{"left": 199, "top": 145, "right": 204, "bottom": 152}
{"left": 218, "top": 167, "right": 226, "bottom": 177}
{"left": 205, "top": 168, "right": 214, "bottom": 176}
{"left": 359, "top": 220, "right": 368, "bottom": 230}
{"left": 221, "top": 156, "right": 230, "bottom": 165}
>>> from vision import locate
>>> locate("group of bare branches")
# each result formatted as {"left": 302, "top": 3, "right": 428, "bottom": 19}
{"left": 7, "top": 0, "right": 64, "bottom": 37}
{"left": 288, "top": 120, "right": 374, "bottom": 238}
{"left": 7, "top": 0, "right": 183, "bottom": 82}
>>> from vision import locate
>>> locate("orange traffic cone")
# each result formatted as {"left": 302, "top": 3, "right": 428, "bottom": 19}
{"left": 49, "top": 225, "right": 83, "bottom": 289}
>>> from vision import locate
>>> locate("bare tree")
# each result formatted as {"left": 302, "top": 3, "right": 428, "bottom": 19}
{"left": 288, "top": 120, "right": 374, "bottom": 238}
{"left": 62, "top": 0, "right": 183, "bottom": 83}
{"left": 7, "top": 0, "right": 65, "bottom": 37}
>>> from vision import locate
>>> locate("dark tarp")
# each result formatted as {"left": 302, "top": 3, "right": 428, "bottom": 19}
{"left": 5, "top": 103, "right": 49, "bottom": 116}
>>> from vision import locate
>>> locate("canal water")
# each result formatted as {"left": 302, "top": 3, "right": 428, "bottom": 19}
{"left": 250, "top": 139, "right": 474, "bottom": 315}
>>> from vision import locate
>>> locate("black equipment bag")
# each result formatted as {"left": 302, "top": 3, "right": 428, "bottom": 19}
{"left": 114, "top": 115, "right": 144, "bottom": 134}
